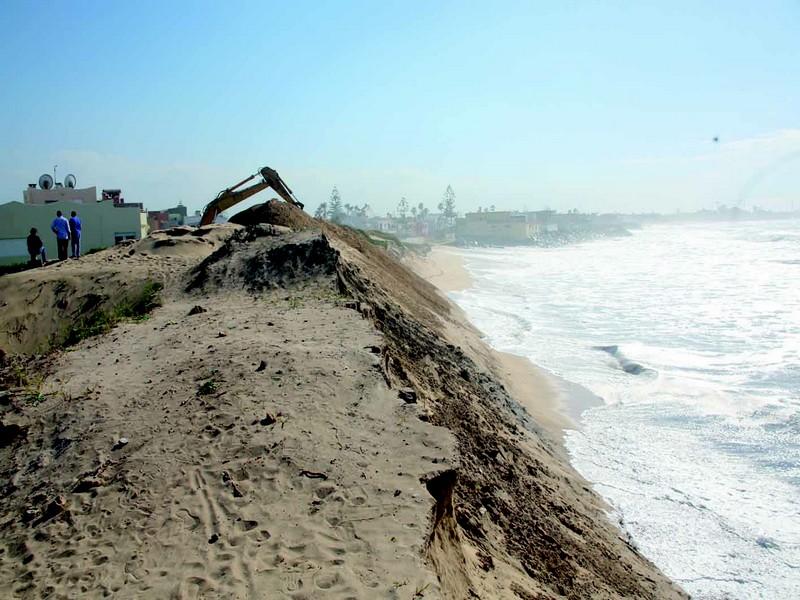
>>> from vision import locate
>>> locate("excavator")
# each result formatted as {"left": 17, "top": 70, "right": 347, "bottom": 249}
{"left": 199, "top": 166, "right": 304, "bottom": 226}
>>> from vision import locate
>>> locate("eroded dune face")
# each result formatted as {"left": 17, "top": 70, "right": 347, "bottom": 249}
{"left": 0, "top": 201, "right": 686, "bottom": 599}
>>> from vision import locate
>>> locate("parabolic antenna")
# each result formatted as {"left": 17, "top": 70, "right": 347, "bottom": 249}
{"left": 64, "top": 174, "right": 77, "bottom": 189}
{"left": 39, "top": 174, "right": 54, "bottom": 190}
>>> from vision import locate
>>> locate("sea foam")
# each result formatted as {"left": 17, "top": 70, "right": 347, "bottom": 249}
{"left": 450, "top": 220, "right": 800, "bottom": 599}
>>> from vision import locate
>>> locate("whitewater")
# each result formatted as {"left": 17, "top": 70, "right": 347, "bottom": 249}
{"left": 450, "top": 220, "right": 800, "bottom": 599}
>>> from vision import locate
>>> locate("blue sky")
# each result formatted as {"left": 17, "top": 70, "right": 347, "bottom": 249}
{"left": 1, "top": 1, "right": 798, "bottom": 216}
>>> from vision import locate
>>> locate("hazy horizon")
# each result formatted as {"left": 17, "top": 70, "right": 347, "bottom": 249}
{"left": 1, "top": 1, "right": 798, "bottom": 217}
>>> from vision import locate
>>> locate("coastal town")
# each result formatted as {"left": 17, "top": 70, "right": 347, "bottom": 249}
{"left": 2, "top": 171, "right": 796, "bottom": 271}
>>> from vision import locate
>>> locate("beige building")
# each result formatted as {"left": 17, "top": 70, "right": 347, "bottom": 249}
{"left": 0, "top": 201, "right": 148, "bottom": 265}
{"left": 23, "top": 185, "right": 98, "bottom": 205}
{"left": 455, "top": 211, "right": 536, "bottom": 244}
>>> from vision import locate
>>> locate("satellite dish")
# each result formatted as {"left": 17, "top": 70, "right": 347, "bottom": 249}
{"left": 39, "top": 174, "right": 54, "bottom": 190}
{"left": 64, "top": 174, "right": 77, "bottom": 189}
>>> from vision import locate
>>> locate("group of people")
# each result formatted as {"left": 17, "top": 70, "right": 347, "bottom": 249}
{"left": 26, "top": 210, "right": 83, "bottom": 265}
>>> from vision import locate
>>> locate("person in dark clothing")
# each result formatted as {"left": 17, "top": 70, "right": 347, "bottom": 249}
{"left": 69, "top": 210, "right": 82, "bottom": 258}
{"left": 26, "top": 227, "right": 46, "bottom": 265}
{"left": 51, "top": 210, "right": 70, "bottom": 260}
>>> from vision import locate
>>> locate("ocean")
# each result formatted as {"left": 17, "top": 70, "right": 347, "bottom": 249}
{"left": 449, "top": 220, "right": 800, "bottom": 599}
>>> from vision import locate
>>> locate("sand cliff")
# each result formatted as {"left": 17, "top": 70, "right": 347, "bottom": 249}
{"left": 0, "top": 201, "right": 685, "bottom": 599}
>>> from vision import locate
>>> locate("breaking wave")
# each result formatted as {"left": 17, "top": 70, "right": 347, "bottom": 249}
{"left": 450, "top": 219, "right": 800, "bottom": 599}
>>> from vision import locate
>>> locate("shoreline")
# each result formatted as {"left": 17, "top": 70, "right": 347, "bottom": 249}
{"left": 406, "top": 246, "right": 473, "bottom": 293}
{"left": 409, "top": 245, "right": 601, "bottom": 435}
{"left": 0, "top": 214, "right": 686, "bottom": 598}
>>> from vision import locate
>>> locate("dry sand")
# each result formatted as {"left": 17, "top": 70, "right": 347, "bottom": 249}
{"left": 0, "top": 204, "right": 685, "bottom": 599}
{"left": 406, "top": 247, "right": 472, "bottom": 294}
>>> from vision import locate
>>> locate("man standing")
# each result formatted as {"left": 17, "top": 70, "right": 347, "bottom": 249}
{"left": 69, "top": 210, "right": 82, "bottom": 258}
{"left": 51, "top": 210, "right": 70, "bottom": 260}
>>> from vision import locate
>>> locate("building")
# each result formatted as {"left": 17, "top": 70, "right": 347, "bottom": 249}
{"left": 524, "top": 210, "right": 556, "bottom": 232}
{"left": 455, "top": 211, "right": 535, "bottom": 244}
{"left": 147, "top": 211, "right": 170, "bottom": 232}
{"left": 101, "top": 189, "right": 144, "bottom": 210}
{"left": 365, "top": 217, "right": 397, "bottom": 233}
{"left": 23, "top": 184, "right": 97, "bottom": 205}
{"left": 147, "top": 204, "right": 189, "bottom": 232}
{"left": 0, "top": 201, "right": 148, "bottom": 265}
{"left": 184, "top": 210, "right": 204, "bottom": 226}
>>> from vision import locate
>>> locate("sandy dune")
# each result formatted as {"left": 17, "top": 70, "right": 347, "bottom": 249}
{"left": 0, "top": 203, "right": 686, "bottom": 599}
{"left": 1, "top": 291, "right": 452, "bottom": 598}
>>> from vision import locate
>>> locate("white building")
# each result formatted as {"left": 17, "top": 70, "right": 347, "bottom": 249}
{"left": 23, "top": 184, "right": 97, "bottom": 205}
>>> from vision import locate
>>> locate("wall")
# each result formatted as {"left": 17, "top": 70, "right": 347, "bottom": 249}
{"left": 23, "top": 186, "right": 97, "bottom": 205}
{"left": 456, "top": 212, "right": 532, "bottom": 244}
{"left": 0, "top": 201, "right": 147, "bottom": 265}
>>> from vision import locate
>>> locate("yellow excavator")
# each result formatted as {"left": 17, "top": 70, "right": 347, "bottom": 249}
{"left": 199, "top": 166, "right": 304, "bottom": 226}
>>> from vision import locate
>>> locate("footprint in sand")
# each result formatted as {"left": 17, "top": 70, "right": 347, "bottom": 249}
{"left": 314, "top": 485, "right": 336, "bottom": 499}
{"left": 314, "top": 571, "right": 342, "bottom": 590}
{"left": 282, "top": 575, "right": 304, "bottom": 592}
{"left": 239, "top": 519, "right": 258, "bottom": 532}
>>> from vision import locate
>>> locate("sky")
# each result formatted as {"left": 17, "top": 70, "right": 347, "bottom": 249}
{"left": 1, "top": 0, "right": 798, "bottom": 217}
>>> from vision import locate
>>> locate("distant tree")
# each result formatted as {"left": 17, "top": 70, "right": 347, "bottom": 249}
{"left": 438, "top": 185, "right": 457, "bottom": 226}
{"left": 417, "top": 202, "right": 429, "bottom": 220}
{"left": 490, "top": 204, "right": 495, "bottom": 212}
{"left": 397, "top": 197, "right": 409, "bottom": 221}
{"left": 314, "top": 203, "right": 328, "bottom": 220}
{"left": 411, "top": 205, "right": 418, "bottom": 220}
{"left": 329, "top": 186, "right": 344, "bottom": 223}
{"left": 477, "top": 206, "right": 483, "bottom": 213}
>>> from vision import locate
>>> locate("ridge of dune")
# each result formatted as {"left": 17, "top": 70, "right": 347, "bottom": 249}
{"left": 0, "top": 201, "right": 685, "bottom": 599}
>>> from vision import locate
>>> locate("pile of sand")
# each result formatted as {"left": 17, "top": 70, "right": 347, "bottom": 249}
{"left": 229, "top": 199, "right": 315, "bottom": 230}
{"left": 0, "top": 201, "right": 686, "bottom": 599}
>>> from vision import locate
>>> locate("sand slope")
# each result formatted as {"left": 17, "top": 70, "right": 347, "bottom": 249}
{"left": 1, "top": 293, "right": 454, "bottom": 598}
{"left": 0, "top": 204, "right": 686, "bottom": 599}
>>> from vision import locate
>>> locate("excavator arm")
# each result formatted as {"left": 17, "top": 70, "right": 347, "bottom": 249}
{"left": 199, "top": 166, "right": 304, "bottom": 226}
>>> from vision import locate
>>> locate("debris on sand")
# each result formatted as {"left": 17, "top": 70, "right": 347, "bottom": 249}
{"left": 259, "top": 413, "right": 276, "bottom": 426}
{"left": 188, "top": 305, "right": 207, "bottom": 315}
{"left": 398, "top": 388, "right": 417, "bottom": 403}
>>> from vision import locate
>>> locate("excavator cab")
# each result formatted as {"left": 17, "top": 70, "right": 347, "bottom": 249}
{"left": 199, "top": 166, "right": 304, "bottom": 226}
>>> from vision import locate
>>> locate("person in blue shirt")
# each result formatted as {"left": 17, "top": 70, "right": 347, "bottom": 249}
{"left": 69, "top": 210, "right": 82, "bottom": 258}
{"left": 51, "top": 210, "right": 70, "bottom": 260}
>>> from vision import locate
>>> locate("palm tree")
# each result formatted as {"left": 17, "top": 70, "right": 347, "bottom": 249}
{"left": 397, "top": 197, "right": 409, "bottom": 220}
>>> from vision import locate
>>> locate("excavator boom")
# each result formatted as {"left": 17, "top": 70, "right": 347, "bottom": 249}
{"left": 199, "top": 166, "right": 304, "bottom": 226}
